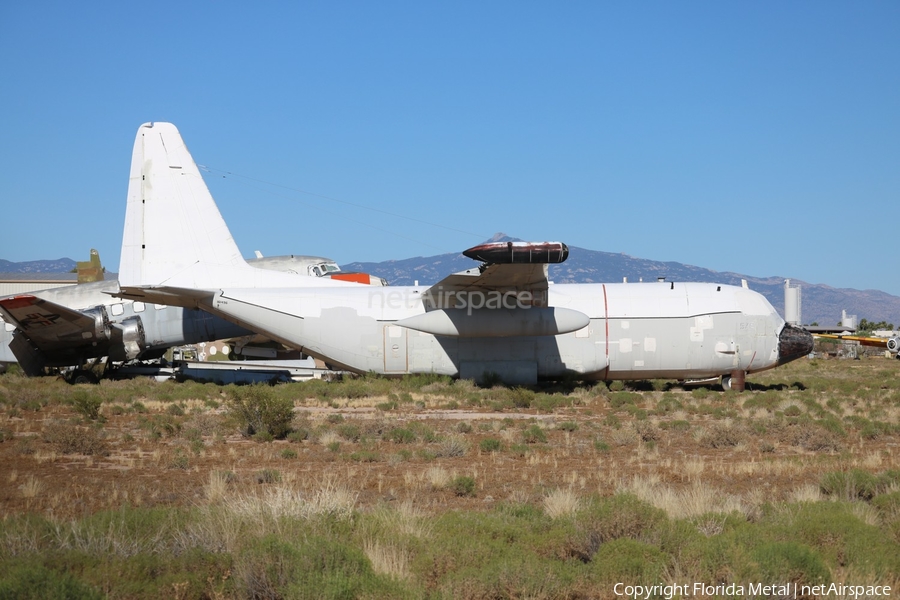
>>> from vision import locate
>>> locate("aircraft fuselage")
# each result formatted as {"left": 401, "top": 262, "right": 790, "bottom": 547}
{"left": 197, "top": 280, "right": 799, "bottom": 384}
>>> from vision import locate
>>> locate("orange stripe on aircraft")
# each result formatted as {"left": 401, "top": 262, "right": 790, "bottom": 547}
{"left": 330, "top": 273, "right": 372, "bottom": 285}
{"left": 0, "top": 295, "right": 39, "bottom": 310}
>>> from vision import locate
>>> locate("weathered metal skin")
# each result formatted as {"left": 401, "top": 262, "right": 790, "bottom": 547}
{"left": 463, "top": 241, "right": 569, "bottom": 264}
{"left": 776, "top": 324, "right": 815, "bottom": 365}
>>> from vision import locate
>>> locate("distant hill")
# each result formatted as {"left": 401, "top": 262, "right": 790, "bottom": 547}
{"left": 0, "top": 258, "right": 76, "bottom": 274}
{"left": 344, "top": 234, "right": 900, "bottom": 327}
{"left": 5, "top": 240, "right": 899, "bottom": 327}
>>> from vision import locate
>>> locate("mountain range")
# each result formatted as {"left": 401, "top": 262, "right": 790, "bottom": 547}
{"left": 4, "top": 237, "right": 899, "bottom": 326}
{"left": 0, "top": 258, "right": 78, "bottom": 274}
{"left": 344, "top": 234, "right": 900, "bottom": 327}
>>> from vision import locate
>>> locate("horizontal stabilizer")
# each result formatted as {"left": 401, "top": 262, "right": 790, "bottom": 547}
{"left": 116, "top": 286, "right": 216, "bottom": 310}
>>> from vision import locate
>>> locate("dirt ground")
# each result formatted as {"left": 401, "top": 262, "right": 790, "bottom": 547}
{"left": 4, "top": 358, "right": 898, "bottom": 521}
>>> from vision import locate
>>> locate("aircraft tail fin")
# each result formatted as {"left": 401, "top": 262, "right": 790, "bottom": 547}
{"left": 76, "top": 249, "right": 104, "bottom": 283}
{"left": 119, "top": 122, "right": 251, "bottom": 289}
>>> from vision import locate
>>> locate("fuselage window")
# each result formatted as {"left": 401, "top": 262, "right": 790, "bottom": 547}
{"left": 133, "top": 302, "right": 145, "bottom": 313}
{"left": 154, "top": 303, "right": 167, "bottom": 310}
{"left": 110, "top": 303, "right": 125, "bottom": 316}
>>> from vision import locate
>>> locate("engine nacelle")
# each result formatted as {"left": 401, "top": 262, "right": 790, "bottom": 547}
{"left": 120, "top": 316, "right": 147, "bottom": 360}
{"left": 887, "top": 336, "right": 900, "bottom": 354}
{"left": 82, "top": 306, "right": 111, "bottom": 343}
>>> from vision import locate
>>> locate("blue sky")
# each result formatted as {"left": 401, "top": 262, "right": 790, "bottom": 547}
{"left": 1, "top": 2, "right": 898, "bottom": 295}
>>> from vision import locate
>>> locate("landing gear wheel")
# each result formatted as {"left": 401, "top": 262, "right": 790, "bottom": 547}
{"left": 721, "top": 375, "right": 732, "bottom": 391}
{"left": 70, "top": 370, "right": 99, "bottom": 385}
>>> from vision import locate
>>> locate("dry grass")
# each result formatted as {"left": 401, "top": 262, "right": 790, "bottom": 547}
{"left": 425, "top": 466, "right": 453, "bottom": 489}
{"left": 372, "top": 500, "right": 432, "bottom": 539}
{"left": 610, "top": 426, "right": 640, "bottom": 446}
{"left": 543, "top": 487, "right": 581, "bottom": 519}
{"left": 317, "top": 430, "right": 342, "bottom": 446}
{"left": 18, "top": 476, "right": 44, "bottom": 499}
{"left": 788, "top": 483, "right": 824, "bottom": 503}
{"left": 622, "top": 476, "right": 753, "bottom": 519}
{"left": 204, "top": 470, "right": 231, "bottom": 504}
{"left": 363, "top": 539, "right": 411, "bottom": 580}
{"left": 220, "top": 477, "right": 358, "bottom": 524}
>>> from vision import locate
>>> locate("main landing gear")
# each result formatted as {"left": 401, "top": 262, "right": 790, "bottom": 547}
{"left": 721, "top": 369, "right": 746, "bottom": 392}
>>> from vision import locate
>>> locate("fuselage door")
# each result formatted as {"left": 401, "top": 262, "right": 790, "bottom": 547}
{"left": 383, "top": 324, "right": 408, "bottom": 373}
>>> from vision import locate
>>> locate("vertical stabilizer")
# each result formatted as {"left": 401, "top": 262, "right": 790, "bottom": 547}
{"left": 119, "top": 122, "right": 247, "bottom": 288}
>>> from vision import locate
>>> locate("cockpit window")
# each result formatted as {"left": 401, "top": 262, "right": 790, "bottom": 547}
{"left": 323, "top": 263, "right": 341, "bottom": 273}
{"left": 311, "top": 266, "right": 322, "bottom": 277}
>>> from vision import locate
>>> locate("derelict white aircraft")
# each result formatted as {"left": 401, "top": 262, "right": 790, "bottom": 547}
{"left": 0, "top": 251, "right": 384, "bottom": 381}
{"left": 117, "top": 122, "right": 813, "bottom": 389}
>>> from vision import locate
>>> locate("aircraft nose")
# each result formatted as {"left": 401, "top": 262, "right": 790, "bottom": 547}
{"left": 777, "top": 324, "right": 814, "bottom": 365}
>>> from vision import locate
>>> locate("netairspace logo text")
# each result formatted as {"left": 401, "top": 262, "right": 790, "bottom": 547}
{"left": 613, "top": 582, "right": 892, "bottom": 599}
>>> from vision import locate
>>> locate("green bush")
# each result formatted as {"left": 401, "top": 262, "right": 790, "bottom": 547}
{"left": 820, "top": 469, "right": 880, "bottom": 501}
{"left": 349, "top": 450, "right": 379, "bottom": 462}
{"left": 70, "top": 389, "right": 103, "bottom": 421}
{"left": 608, "top": 391, "right": 637, "bottom": 409}
{"left": 235, "top": 534, "right": 402, "bottom": 599}
{"left": 337, "top": 424, "right": 361, "bottom": 442}
{"left": 752, "top": 499, "right": 900, "bottom": 578}
{"left": 508, "top": 387, "right": 535, "bottom": 409}
{"left": 593, "top": 439, "right": 610, "bottom": 452}
{"left": 165, "top": 403, "right": 184, "bottom": 416}
{"left": 256, "top": 469, "right": 281, "bottom": 484}
{"left": 226, "top": 384, "right": 294, "bottom": 439}
{"left": 451, "top": 476, "right": 477, "bottom": 497}
{"left": 750, "top": 541, "right": 830, "bottom": 585}
{"left": 569, "top": 494, "right": 667, "bottom": 561}
{"left": 43, "top": 423, "right": 109, "bottom": 456}
{"left": 287, "top": 429, "right": 309, "bottom": 443}
{"left": 522, "top": 424, "right": 547, "bottom": 444}
{"left": 590, "top": 538, "right": 668, "bottom": 581}
{"left": 386, "top": 428, "right": 416, "bottom": 444}
{"left": 480, "top": 438, "right": 502, "bottom": 452}
{"left": 0, "top": 563, "right": 102, "bottom": 600}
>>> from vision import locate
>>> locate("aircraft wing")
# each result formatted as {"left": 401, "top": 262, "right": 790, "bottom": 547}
{"left": 814, "top": 333, "right": 900, "bottom": 353}
{"left": 429, "top": 262, "right": 550, "bottom": 296}
{"left": 397, "top": 241, "right": 588, "bottom": 337}
{"left": 0, "top": 295, "right": 106, "bottom": 352}
{"left": 423, "top": 241, "right": 568, "bottom": 306}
